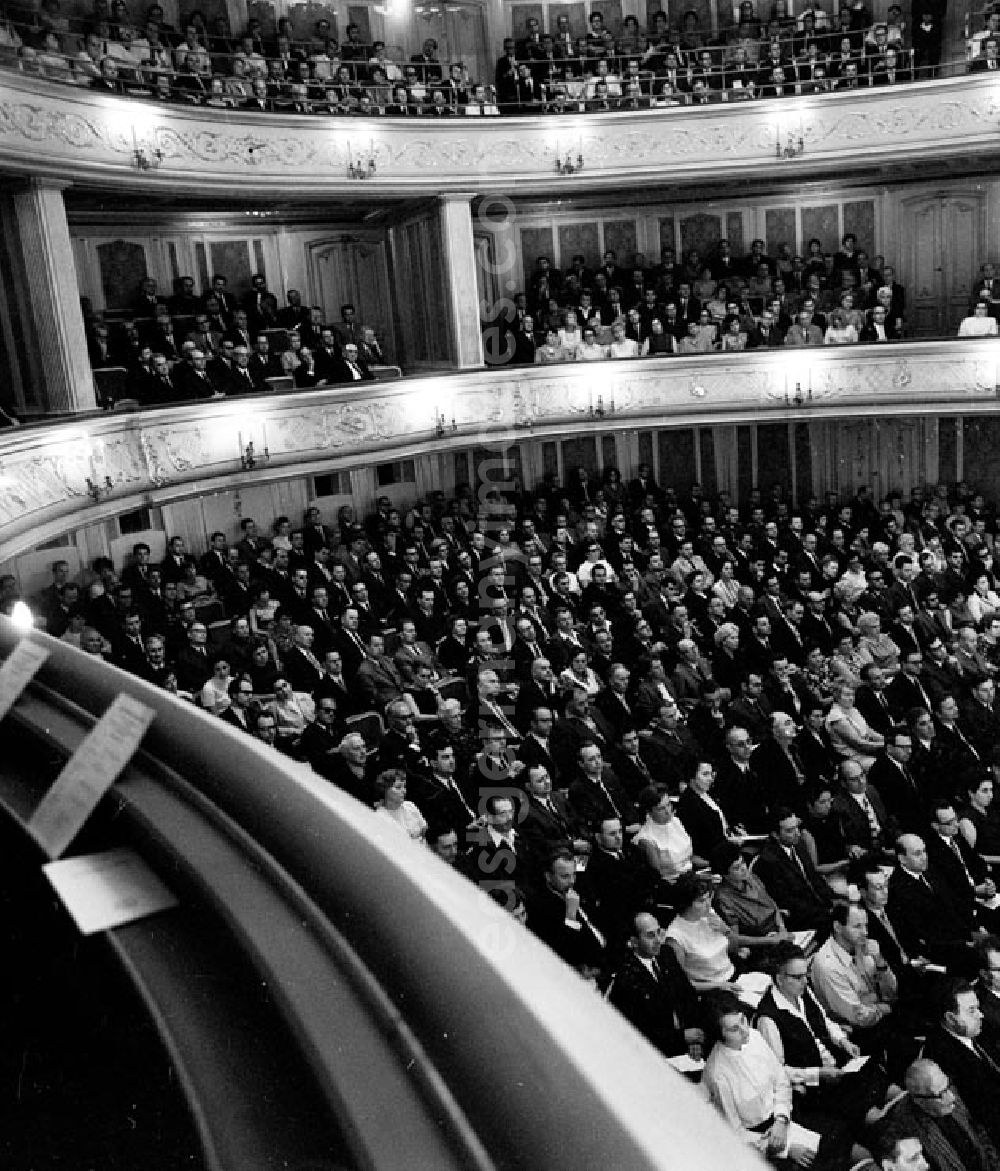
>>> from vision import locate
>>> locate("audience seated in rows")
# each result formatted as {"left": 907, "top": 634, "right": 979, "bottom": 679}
{"left": 0, "top": 0, "right": 982, "bottom": 115}
{"left": 13, "top": 467, "right": 1000, "bottom": 1165}
{"left": 491, "top": 235, "right": 916, "bottom": 366}
{"left": 83, "top": 271, "right": 385, "bottom": 404}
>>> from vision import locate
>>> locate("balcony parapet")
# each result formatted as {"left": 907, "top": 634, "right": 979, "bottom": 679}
{"left": 1, "top": 339, "right": 997, "bottom": 559}
{"left": 0, "top": 72, "right": 998, "bottom": 195}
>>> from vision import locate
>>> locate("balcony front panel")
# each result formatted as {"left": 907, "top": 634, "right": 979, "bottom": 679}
{"left": 1, "top": 73, "right": 999, "bottom": 196}
{"left": 1, "top": 339, "right": 997, "bottom": 558}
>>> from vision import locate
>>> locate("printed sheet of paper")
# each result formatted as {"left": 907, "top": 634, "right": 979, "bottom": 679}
{"left": 665, "top": 1053, "right": 705, "bottom": 1074}
{"left": 28, "top": 693, "right": 155, "bottom": 859}
{"left": 43, "top": 848, "right": 178, "bottom": 935}
{"left": 842, "top": 1055, "right": 870, "bottom": 1074}
{"left": 0, "top": 639, "right": 49, "bottom": 722}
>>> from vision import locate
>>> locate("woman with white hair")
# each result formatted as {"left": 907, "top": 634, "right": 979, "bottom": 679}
{"left": 856, "top": 610, "right": 900, "bottom": 674}
{"left": 825, "top": 678, "right": 884, "bottom": 771}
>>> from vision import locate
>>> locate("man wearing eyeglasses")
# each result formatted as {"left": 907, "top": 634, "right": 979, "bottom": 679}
{"left": 220, "top": 676, "right": 256, "bottom": 733}
{"left": 875, "top": 1058, "right": 998, "bottom": 1171}
{"left": 922, "top": 979, "right": 1000, "bottom": 1147}
{"left": 299, "top": 697, "right": 344, "bottom": 780}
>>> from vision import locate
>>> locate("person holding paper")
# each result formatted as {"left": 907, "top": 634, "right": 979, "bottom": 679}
{"left": 665, "top": 873, "right": 745, "bottom": 993}
{"left": 757, "top": 942, "right": 887, "bottom": 1170}
{"left": 703, "top": 992, "right": 818, "bottom": 1166}
{"left": 712, "top": 841, "right": 791, "bottom": 952}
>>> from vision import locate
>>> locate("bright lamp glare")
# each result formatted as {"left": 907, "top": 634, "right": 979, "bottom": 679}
{"left": 10, "top": 601, "right": 33, "bottom": 631}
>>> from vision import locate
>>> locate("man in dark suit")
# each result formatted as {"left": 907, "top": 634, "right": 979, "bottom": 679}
{"left": 885, "top": 649, "right": 937, "bottom": 721}
{"left": 173, "top": 621, "right": 213, "bottom": 694}
{"left": 550, "top": 689, "right": 611, "bottom": 781}
{"left": 526, "top": 850, "right": 609, "bottom": 980}
{"left": 856, "top": 663, "right": 895, "bottom": 736}
{"left": 606, "top": 911, "right": 703, "bottom": 1057}
{"left": 975, "top": 935, "right": 1000, "bottom": 1043}
{"left": 753, "top": 807, "right": 835, "bottom": 930}
{"left": 832, "top": 758, "right": 895, "bottom": 857}
{"left": 410, "top": 743, "right": 478, "bottom": 832}
{"left": 283, "top": 624, "right": 327, "bottom": 694}
{"left": 962, "top": 678, "right": 1000, "bottom": 761}
{"left": 595, "top": 664, "right": 636, "bottom": 739}
{"left": 887, "top": 835, "right": 979, "bottom": 974}
{"left": 925, "top": 798, "right": 1000, "bottom": 934}
{"left": 753, "top": 713, "right": 811, "bottom": 815}
{"left": 922, "top": 980, "right": 1000, "bottom": 1146}
{"left": 514, "top": 655, "right": 560, "bottom": 731}
{"left": 325, "top": 342, "right": 375, "bottom": 384}
{"left": 516, "top": 706, "right": 560, "bottom": 786}
{"left": 518, "top": 762, "right": 579, "bottom": 874}
{"left": 612, "top": 727, "right": 657, "bottom": 801}
{"left": 111, "top": 610, "right": 148, "bottom": 676}
{"left": 567, "top": 741, "right": 632, "bottom": 834}
{"left": 577, "top": 816, "right": 650, "bottom": 955}
{"left": 867, "top": 727, "right": 926, "bottom": 830}
{"left": 312, "top": 650, "right": 355, "bottom": 718}
{"left": 298, "top": 698, "right": 345, "bottom": 779}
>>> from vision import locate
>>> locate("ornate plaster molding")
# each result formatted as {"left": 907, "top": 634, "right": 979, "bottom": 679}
{"left": 0, "top": 73, "right": 995, "bottom": 194}
{"left": 0, "top": 340, "right": 996, "bottom": 559}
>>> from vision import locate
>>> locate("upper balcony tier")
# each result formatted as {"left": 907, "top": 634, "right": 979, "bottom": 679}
{"left": 1, "top": 70, "right": 999, "bottom": 197}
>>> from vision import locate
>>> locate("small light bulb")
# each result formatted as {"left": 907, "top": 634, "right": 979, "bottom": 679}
{"left": 10, "top": 601, "right": 33, "bottom": 631}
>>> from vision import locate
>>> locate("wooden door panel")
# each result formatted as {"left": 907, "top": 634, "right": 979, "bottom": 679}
{"left": 943, "top": 198, "right": 981, "bottom": 334}
{"left": 907, "top": 200, "right": 942, "bottom": 338}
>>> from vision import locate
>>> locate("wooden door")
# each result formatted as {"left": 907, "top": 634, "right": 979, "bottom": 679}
{"left": 309, "top": 236, "right": 396, "bottom": 361}
{"left": 904, "top": 193, "right": 982, "bottom": 338}
{"left": 414, "top": 0, "right": 488, "bottom": 83}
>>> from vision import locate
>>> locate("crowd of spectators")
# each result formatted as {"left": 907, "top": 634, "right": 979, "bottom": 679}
{"left": 11, "top": 467, "right": 1000, "bottom": 1166}
{"left": 83, "top": 272, "right": 387, "bottom": 406}
{"left": 492, "top": 234, "right": 911, "bottom": 365}
{"left": 0, "top": 0, "right": 989, "bottom": 117}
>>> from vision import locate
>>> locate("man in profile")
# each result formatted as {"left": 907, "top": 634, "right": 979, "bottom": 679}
{"left": 606, "top": 911, "right": 703, "bottom": 1058}
{"left": 876, "top": 1058, "right": 999, "bottom": 1171}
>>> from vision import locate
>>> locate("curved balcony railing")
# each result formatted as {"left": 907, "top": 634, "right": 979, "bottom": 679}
{"left": 0, "top": 69, "right": 995, "bottom": 194}
{"left": 1, "top": 338, "right": 998, "bottom": 560}
{"left": 0, "top": 616, "right": 761, "bottom": 1170}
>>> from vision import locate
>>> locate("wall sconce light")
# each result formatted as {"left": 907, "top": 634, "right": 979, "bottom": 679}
{"left": 775, "top": 130, "right": 805, "bottom": 160}
{"left": 556, "top": 150, "right": 584, "bottom": 175}
{"left": 86, "top": 475, "right": 114, "bottom": 501}
{"left": 238, "top": 428, "right": 270, "bottom": 470}
{"left": 132, "top": 129, "right": 163, "bottom": 171}
{"left": 784, "top": 380, "right": 813, "bottom": 406}
{"left": 348, "top": 142, "right": 377, "bottom": 180}
{"left": 435, "top": 411, "right": 457, "bottom": 437}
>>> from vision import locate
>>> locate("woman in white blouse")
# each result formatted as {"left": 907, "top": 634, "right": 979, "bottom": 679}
{"left": 374, "top": 769, "right": 428, "bottom": 842}
{"left": 958, "top": 301, "right": 999, "bottom": 337}
{"left": 557, "top": 308, "right": 584, "bottom": 353}
{"left": 825, "top": 679, "right": 884, "bottom": 770}
{"left": 632, "top": 784, "right": 694, "bottom": 882}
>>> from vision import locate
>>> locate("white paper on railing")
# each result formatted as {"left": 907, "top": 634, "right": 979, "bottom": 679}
{"left": 42, "top": 847, "right": 178, "bottom": 935}
{"left": 28, "top": 693, "right": 155, "bottom": 859}
{"left": 0, "top": 639, "right": 49, "bottom": 722}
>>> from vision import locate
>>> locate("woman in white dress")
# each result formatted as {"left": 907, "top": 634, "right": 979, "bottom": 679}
{"left": 664, "top": 873, "right": 738, "bottom": 991}
{"left": 825, "top": 679, "right": 884, "bottom": 770}
{"left": 958, "top": 301, "right": 999, "bottom": 337}
{"left": 374, "top": 769, "right": 428, "bottom": 843}
{"left": 632, "top": 784, "right": 694, "bottom": 883}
